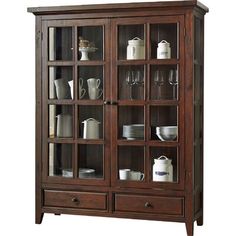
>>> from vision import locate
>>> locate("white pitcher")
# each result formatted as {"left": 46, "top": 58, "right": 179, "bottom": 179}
{"left": 54, "top": 78, "right": 71, "bottom": 99}
{"left": 82, "top": 118, "right": 100, "bottom": 139}
{"left": 56, "top": 114, "right": 73, "bottom": 138}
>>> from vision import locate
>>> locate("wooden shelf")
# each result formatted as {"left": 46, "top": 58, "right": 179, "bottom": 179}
{"left": 77, "top": 60, "right": 105, "bottom": 66}
{"left": 116, "top": 58, "right": 179, "bottom": 66}
{"left": 47, "top": 61, "right": 74, "bottom": 66}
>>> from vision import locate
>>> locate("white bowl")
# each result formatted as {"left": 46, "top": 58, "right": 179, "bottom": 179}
{"left": 156, "top": 126, "right": 178, "bottom": 141}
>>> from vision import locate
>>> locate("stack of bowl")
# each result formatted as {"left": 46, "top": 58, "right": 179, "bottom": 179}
{"left": 123, "top": 124, "right": 144, "bottom": 140}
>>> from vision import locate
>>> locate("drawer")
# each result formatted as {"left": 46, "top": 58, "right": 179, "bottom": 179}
{"left": 44, "top": 190, "right": 107, "bottom": 210}
{"left": 115, "top": 194, "right": 184, "bottom": 216}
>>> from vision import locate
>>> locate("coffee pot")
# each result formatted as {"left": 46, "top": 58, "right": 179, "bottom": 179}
{"left": 82, "top": 118, "right": 100, "bottom": 139}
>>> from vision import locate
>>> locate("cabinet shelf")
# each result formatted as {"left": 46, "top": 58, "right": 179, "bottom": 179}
{"left": 116, "top": 59, "right": 179, "bottom": 66}
{"left": 77, "top": 60, "right": 105, "bottom": 66}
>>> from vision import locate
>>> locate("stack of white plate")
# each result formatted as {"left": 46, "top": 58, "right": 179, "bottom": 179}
{"left": 123, "top": 124, "right": 144, "bottom": 140}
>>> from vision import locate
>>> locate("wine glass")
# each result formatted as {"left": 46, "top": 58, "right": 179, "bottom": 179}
{"left": 134, "top": 70, "right": 144, "bottom": 86}
{"left": 126, "top": 70, "right": 135, "bottom": 99}
{"left": 168, "top": 69, "right": 178, "bottom": 99}
{"left": 154, "top": 70, "right": 165, "bottom": 99}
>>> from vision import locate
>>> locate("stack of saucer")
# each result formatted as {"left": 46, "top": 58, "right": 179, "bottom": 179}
{"left": 123, "top": 124, "right": 144, "bottom": 140}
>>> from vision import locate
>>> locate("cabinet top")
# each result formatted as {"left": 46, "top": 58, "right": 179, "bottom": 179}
{"left": 28, "top": 0, "right": 209, "bottom": 16}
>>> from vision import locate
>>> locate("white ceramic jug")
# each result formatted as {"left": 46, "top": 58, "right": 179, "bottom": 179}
{"left": 127, "top": 37, "right": 145, "bottom": 60}
{"left": 82, "top": 118, "right": 100, "bottom": 139}
{"left": 153, "top": 155, "right": 173, "bottom": 182}
{"left": 157, "top": 40, "right": 171, "bottom": 59}
{"left": 56, "top": 114, "right": 73, "bottom": 138}
{"left": 54, "top": 78, "right": 71, "bottom": 99}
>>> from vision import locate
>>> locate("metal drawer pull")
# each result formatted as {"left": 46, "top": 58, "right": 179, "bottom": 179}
{"left": 71, "top": 197, "right": 80, "bottom": 203}
{"left": 144, "top": 202, "right": 152, "bottom": 208}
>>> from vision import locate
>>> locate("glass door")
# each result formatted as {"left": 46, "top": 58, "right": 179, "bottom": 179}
{"left": 42, "top": 19, "right": 110, "bottom": 186}
{"left": 111, "top": 16, "right": 185, "bottom": 190}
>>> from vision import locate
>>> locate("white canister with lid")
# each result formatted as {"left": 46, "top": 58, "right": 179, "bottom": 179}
{"left": 127, "top": 37, "right": 145, "bottom": 60}
{"left": 157, "top": 40, "right": 171, "bottom": 59}
{"left": 153, "top": 155, "right": 173, "bottom": 182}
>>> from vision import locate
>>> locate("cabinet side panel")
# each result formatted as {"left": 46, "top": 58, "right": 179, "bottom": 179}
{"left": 35, "top": 15, "right": 44, "bottom": 224}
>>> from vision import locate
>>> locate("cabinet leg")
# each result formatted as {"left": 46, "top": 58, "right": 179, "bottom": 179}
{"left": 55, "top": 213, "right": 61, "bottom": 216}
{"left": 185, "top": 221, "right": 194, "bottom": 236}
{"left": 36, "top": 212, "right": 44, "bottom": 224}
{"left": 197, "top": 215, "right": 203, "bottom": 226}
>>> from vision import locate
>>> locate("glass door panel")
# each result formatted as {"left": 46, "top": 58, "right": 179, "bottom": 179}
{"left": 118, "top": 146, "right": 145, "bottom": 181}
{"left": 49, "top": 66, "right": 73, "bottom": 100}
{"left": 78, "top": 144, "right": 104, "bottom": 179}
{"left": 118, "top": 24, "right": 145, "bottom": 60}
{"left": 150, "top": 65, "right": 178, "bottom": 100}
{"left": 78, "top": 26, "right": 103, "bottom": 61}
{"left": 78, "top": 66, "right": 103, "bottom": 100}
{"left": 118, "top": 106, "right": 144, "bottom": 140}
{"left": 150, "top": 23, "right": 178, "bottom": 59}
{"left": 48, "top": 27, "right": 73, "bottom": 61}
{"left": 49, "top": 143, "right": 73, "bottom": 178}
{"left": 49, "top": 105, "right": 73, "bottom": 139}
{"left": 118, "top": 65, "right": 145, "bottom": 100}
{"left": 150, "top": 106, "right": 178, "bottom": 141}
{"left": 150, "top": 147, "right": 178, "bottom": 183}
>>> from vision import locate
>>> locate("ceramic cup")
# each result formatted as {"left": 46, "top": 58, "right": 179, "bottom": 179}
{"left": 119, "top": 169, "right": 131, "bottom": 180}
{"left": 129, "top": 171, "right": 145, "bottom": 181}
{"left": 87, "top": 78, "right": 101, "bottom": 88}
{"left": 88, "top": 87, "right": 103, "bottom": 100}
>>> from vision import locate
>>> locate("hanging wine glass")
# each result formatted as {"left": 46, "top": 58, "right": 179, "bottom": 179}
{"left": 168, "top": 69, "right": 178, "bottom": 99}
{"left": 126, "top": 70, "right": 135, "bottom": 99}
{"left": 154, "top": 70, "right": 165, "bottom": 99}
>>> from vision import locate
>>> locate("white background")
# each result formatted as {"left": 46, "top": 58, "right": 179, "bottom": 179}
{"left": 0, "top": 0, "right": 235, "bottom": 235}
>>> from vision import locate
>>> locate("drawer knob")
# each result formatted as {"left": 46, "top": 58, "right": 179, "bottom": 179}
{"left": 144, "top": 202, "right": 152, "bottom": 208}
{"left": 71, "top": 197, "right": 80, "bottom": 204}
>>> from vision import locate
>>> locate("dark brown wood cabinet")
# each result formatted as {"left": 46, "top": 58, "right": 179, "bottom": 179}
{"left": 28, "top": 1, "right": 208, "bottom": 235}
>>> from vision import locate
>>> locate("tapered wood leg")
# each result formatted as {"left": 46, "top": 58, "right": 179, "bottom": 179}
{"left": 55, "top": 213, "right": 61, "bottom": 216}
{"left": 197, "top": 215, "right": 203, "bottom": 226}
{"left": 36, "top": 211, "right": 44, "bottom": 224}
{"left": 185, "top": 221, "right": 194, "bottom": 236}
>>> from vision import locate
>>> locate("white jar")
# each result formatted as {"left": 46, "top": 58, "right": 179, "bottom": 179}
{"left": 153, "top": 155, "right": 173, "bottom": 182}
{"left": 127, "top": 37, "right": 145, "bottom": 60}
{"left": 157, "top": 40, "right": 171, "bottom": 59}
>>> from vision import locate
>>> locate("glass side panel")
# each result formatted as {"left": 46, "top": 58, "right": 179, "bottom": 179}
{"left": 150, "top": 65, "right": 178, "bottom": 100}
{"left": 49, "top": 66, "right": 73, "bottom": 100}
{"left": 150, "top": 147, "right": 178, "bottom": 183}
{"left": 118, "top": 146, "right": 145, "bottom": 181}
{"left": 118, "top": 106, "right": 144, "bottom": 140}
{"left": 118, "top": 65, "right": 145, "bottom": 100}
{"left": 78, "top": 26, "right": 103, "bottom": 61}
{"left": 78, "top": 105, "right": 103, "bottom": 139}
{"left": 48, "top": 27, "right": 73, "bottom": 61}
{"left": 78, "top": 144, "right": 104, "bottom": 179}
{"left": 150, "top": 23, "right": 178, "bottom": 59}
{"left": 118, "top": 24, "right": 145, "bottom": 60}
{"left": 49, "top": 105, "right": 73, "bottom": 138}
{"left": 49, "top": 143, "right": 73, "bottom": 178}
{"left": 150, "top": 106, "right": 178, "bottom": 141}
{"left": 78, "top": 66, "right": 103, "bottom": 100}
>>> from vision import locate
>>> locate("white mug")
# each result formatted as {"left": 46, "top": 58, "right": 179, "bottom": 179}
{"left": 87, "top": 78, "right": 101, "bottom": 88}
{"left": 119, "top": 169, "right": 131, "bottom": 180}
{"left": 88, "top": 87, "right": 103, "bottom": 100}
{"left": 129, "top": 171, "right": 145, "bottom": 181}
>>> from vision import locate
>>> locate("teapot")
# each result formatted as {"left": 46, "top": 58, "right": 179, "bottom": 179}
{"left": 82, "top": 118, "right": 100, "bottom": 139}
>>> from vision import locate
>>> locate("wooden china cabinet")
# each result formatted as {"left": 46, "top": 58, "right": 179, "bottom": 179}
{"left": 28, "top": 1, "right": 208, "bottom": 235}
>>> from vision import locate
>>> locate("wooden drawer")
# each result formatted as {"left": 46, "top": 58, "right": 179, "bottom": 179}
{"left": 115, "top": 194, "right": 184, "bottom": 216}
{"left": 44, "top": 190, "right": 107, "bottom": 210}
